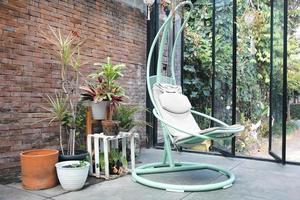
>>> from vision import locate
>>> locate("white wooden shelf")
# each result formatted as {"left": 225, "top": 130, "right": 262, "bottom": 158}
{"left": 87, "top": 132, "right": 136, "bottom": 179}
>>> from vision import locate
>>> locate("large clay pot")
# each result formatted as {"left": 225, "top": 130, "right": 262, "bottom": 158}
{"left": 20, "top": 149, "right": 58, "bottom": 190}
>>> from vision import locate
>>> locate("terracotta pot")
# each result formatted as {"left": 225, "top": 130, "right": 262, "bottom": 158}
{"left": 102, "top": 120, "right": 120, "bottom": 136}
{"left": 20, "top": 149, "right": 58, "bottom": 190}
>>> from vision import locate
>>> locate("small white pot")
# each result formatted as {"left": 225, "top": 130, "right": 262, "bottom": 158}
{"left": 55, "top": 161, "right": 90, "bottom": 191}
{"left": 91, "top": 101, "right": 108, "bottom": 120}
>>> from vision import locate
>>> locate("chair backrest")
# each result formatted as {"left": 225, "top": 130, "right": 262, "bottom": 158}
{"left": 146, "top": 1, "right": 194, "bottom": 113}
{"left": 152, "top": 83, "right": 201, "bottom": 142}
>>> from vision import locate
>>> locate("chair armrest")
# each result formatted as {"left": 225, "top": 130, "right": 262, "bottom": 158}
{"left": 190, "top": 110, "right": 229, "bottom": 127}
{"left": 152, "top": 109, "right": 244, "bottom": 142}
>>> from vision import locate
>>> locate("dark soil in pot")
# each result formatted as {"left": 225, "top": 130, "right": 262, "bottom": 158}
{"left": 59, "top": 150, "right": 89, "bottom": 162}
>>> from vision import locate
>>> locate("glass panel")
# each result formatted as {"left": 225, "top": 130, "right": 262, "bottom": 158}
{"left": 235, "top": 1, "right": 271, "bottom": 158}
{"left": 270, "top": 0, "right": 284, "bottom": 158}
{"left": 183, "top": 0, "right": 213, "bottom": 127}
{"left": 182, "top": 0, "right": 213, "bottom": 152}
{"left": 286, "top": 0, "right": 300, "bottom": 162}
{"left": 212, "top": 0, "right": 233, "bottom": 152}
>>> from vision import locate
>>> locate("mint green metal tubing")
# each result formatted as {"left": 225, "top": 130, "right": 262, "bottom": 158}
{"left": 135, "top": 162, "right": 225, "bottom": 174}
{"left": 132, "top": 162, "right": 235, "bottom": 192}
{"left": 191, "top": 110, "right": 229, "bottom": 127}
{"left": 146, "top": 1, "right": 194, "bottom": 111}
{"left": 157, "top": 19, "right": 172, "bottom": 83}
{"left": 170, "top": 2, "right": 193, "bottom": 81}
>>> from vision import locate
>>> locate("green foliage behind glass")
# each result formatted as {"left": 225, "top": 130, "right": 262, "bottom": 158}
{"left": 290, "top": 104, "right": 300, "bottom": 119}
{"left": 183, "top": 0, "right": 213, "bottom": 128}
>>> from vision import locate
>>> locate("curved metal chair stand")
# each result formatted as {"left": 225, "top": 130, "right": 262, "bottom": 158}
{"left": 131, "top": 1, "right": 244, "bottom": 192}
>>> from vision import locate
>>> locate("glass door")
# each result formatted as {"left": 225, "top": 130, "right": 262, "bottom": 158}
{"left": 269, "top": 0, "right": 287, "bottom": 163}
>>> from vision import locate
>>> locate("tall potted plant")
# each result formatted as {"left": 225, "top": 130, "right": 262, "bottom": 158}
{"left": 39, "top": 26, "right": 88, "bottom": 160}
{"left": 81, "top": 57, "right": 126, "bottom": 135}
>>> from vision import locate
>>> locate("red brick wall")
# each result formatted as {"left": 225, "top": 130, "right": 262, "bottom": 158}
{"left": 0, "top": 0, "right": 146, "bottom": 182}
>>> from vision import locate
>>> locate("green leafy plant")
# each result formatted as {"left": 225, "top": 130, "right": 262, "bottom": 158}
{"left": 183, "top": 0, "right": 272, "bottom": 153}
{"left": 81, "top": 57, "right": 126, "bottom": 120}
{"left": 98, "top": 149, "right": 127, "bottom": 175}
{"left": 40, "top": 93, "right": 69, "bottom": 154}
{"left": 62, "top": 160, "right": 88, "bottom": 168}
{"left": 98, "top": 152, "right": 105, "bottom": 171}
{"left": 62, "top": 102, "right": 86, "bottom": 150}
{"left": 80, "top": 79, "right": 104, "bottom": 102}
{"left": 183, "top": 0, "right": 213, "bottom": 127}
{"left": 113, "top": 105, "right": 151, "bottom": 131}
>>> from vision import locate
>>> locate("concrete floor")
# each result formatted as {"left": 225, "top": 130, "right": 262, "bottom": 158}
{"left": 1, "top": 148, "right": 300, "bottom": 200}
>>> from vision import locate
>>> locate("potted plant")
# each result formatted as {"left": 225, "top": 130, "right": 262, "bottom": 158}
{"left": 79, "top": 78, "right": 108, "bottom": 120}
{"left": 98, "top": 149, "right": 128, "bottom": 176}
{"left": 39, "top": 26, "right": 88, "bottom": 161}
{"left": 113, "top": 105, "right": 151, "bottom": 157}
{"left": 113, "top": 105, "right": 150, "bottom": 132}
{"left": 55, "top": 160, "right": 90, "bottom": 191}
{"left": 81, "top": 57, "right": 126, "bottom": 135}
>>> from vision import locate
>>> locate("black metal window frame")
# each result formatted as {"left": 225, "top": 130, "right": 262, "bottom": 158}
{"left": 146, "top": 0, "right": 159, "bottom": 147}
{"left": 268, "top": 0, "right": 288, "bottom": 164}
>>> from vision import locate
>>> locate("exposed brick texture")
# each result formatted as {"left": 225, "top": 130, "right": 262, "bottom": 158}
{"left": 0, "top": 0, "right": 147, "bottom": 182}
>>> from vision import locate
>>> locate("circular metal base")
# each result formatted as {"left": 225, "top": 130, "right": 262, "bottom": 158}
{"left": 132, "top": 162, "right": 235, "bottom": 192}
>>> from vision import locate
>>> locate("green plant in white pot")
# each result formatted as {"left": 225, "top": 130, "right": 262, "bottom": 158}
{"left": 79, "top": 78, "right": 108, "bottom": 120}
{"left": 80, "top": 57, "right": 126, "bottom": 135}
{"left": 55, "top": 160, "right": 90, "bottom": 191}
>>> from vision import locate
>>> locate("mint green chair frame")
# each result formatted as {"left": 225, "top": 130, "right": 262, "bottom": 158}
{"left": 131, "top": 1, "right": 244, "bottom": 192}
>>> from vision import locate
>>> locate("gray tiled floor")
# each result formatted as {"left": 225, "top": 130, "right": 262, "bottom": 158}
{"left": 1, "top": 148, "right": 300, "bottom": 200}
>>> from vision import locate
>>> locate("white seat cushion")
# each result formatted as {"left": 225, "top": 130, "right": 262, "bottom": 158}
{"left": 153, "top": 83, "right": 201, "bottom": 142}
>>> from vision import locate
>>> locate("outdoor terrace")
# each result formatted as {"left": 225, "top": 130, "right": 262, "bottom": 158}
{"left": 1, "top": 149, "right": 300, "bottom": 200}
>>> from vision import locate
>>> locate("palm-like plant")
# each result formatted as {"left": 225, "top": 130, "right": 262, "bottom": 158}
{"left": 40, "top": 93, "right": 69, "bottom": 155}
{"left": 40, "top": 26, "right": 86, "bottom": 155}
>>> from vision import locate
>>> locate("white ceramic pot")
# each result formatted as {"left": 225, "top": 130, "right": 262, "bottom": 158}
{"left": 91, "top": 101, "right": 108, "bottom": 120}
{"left": 55, "top": 161, "right": 90, "bottom": 191}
